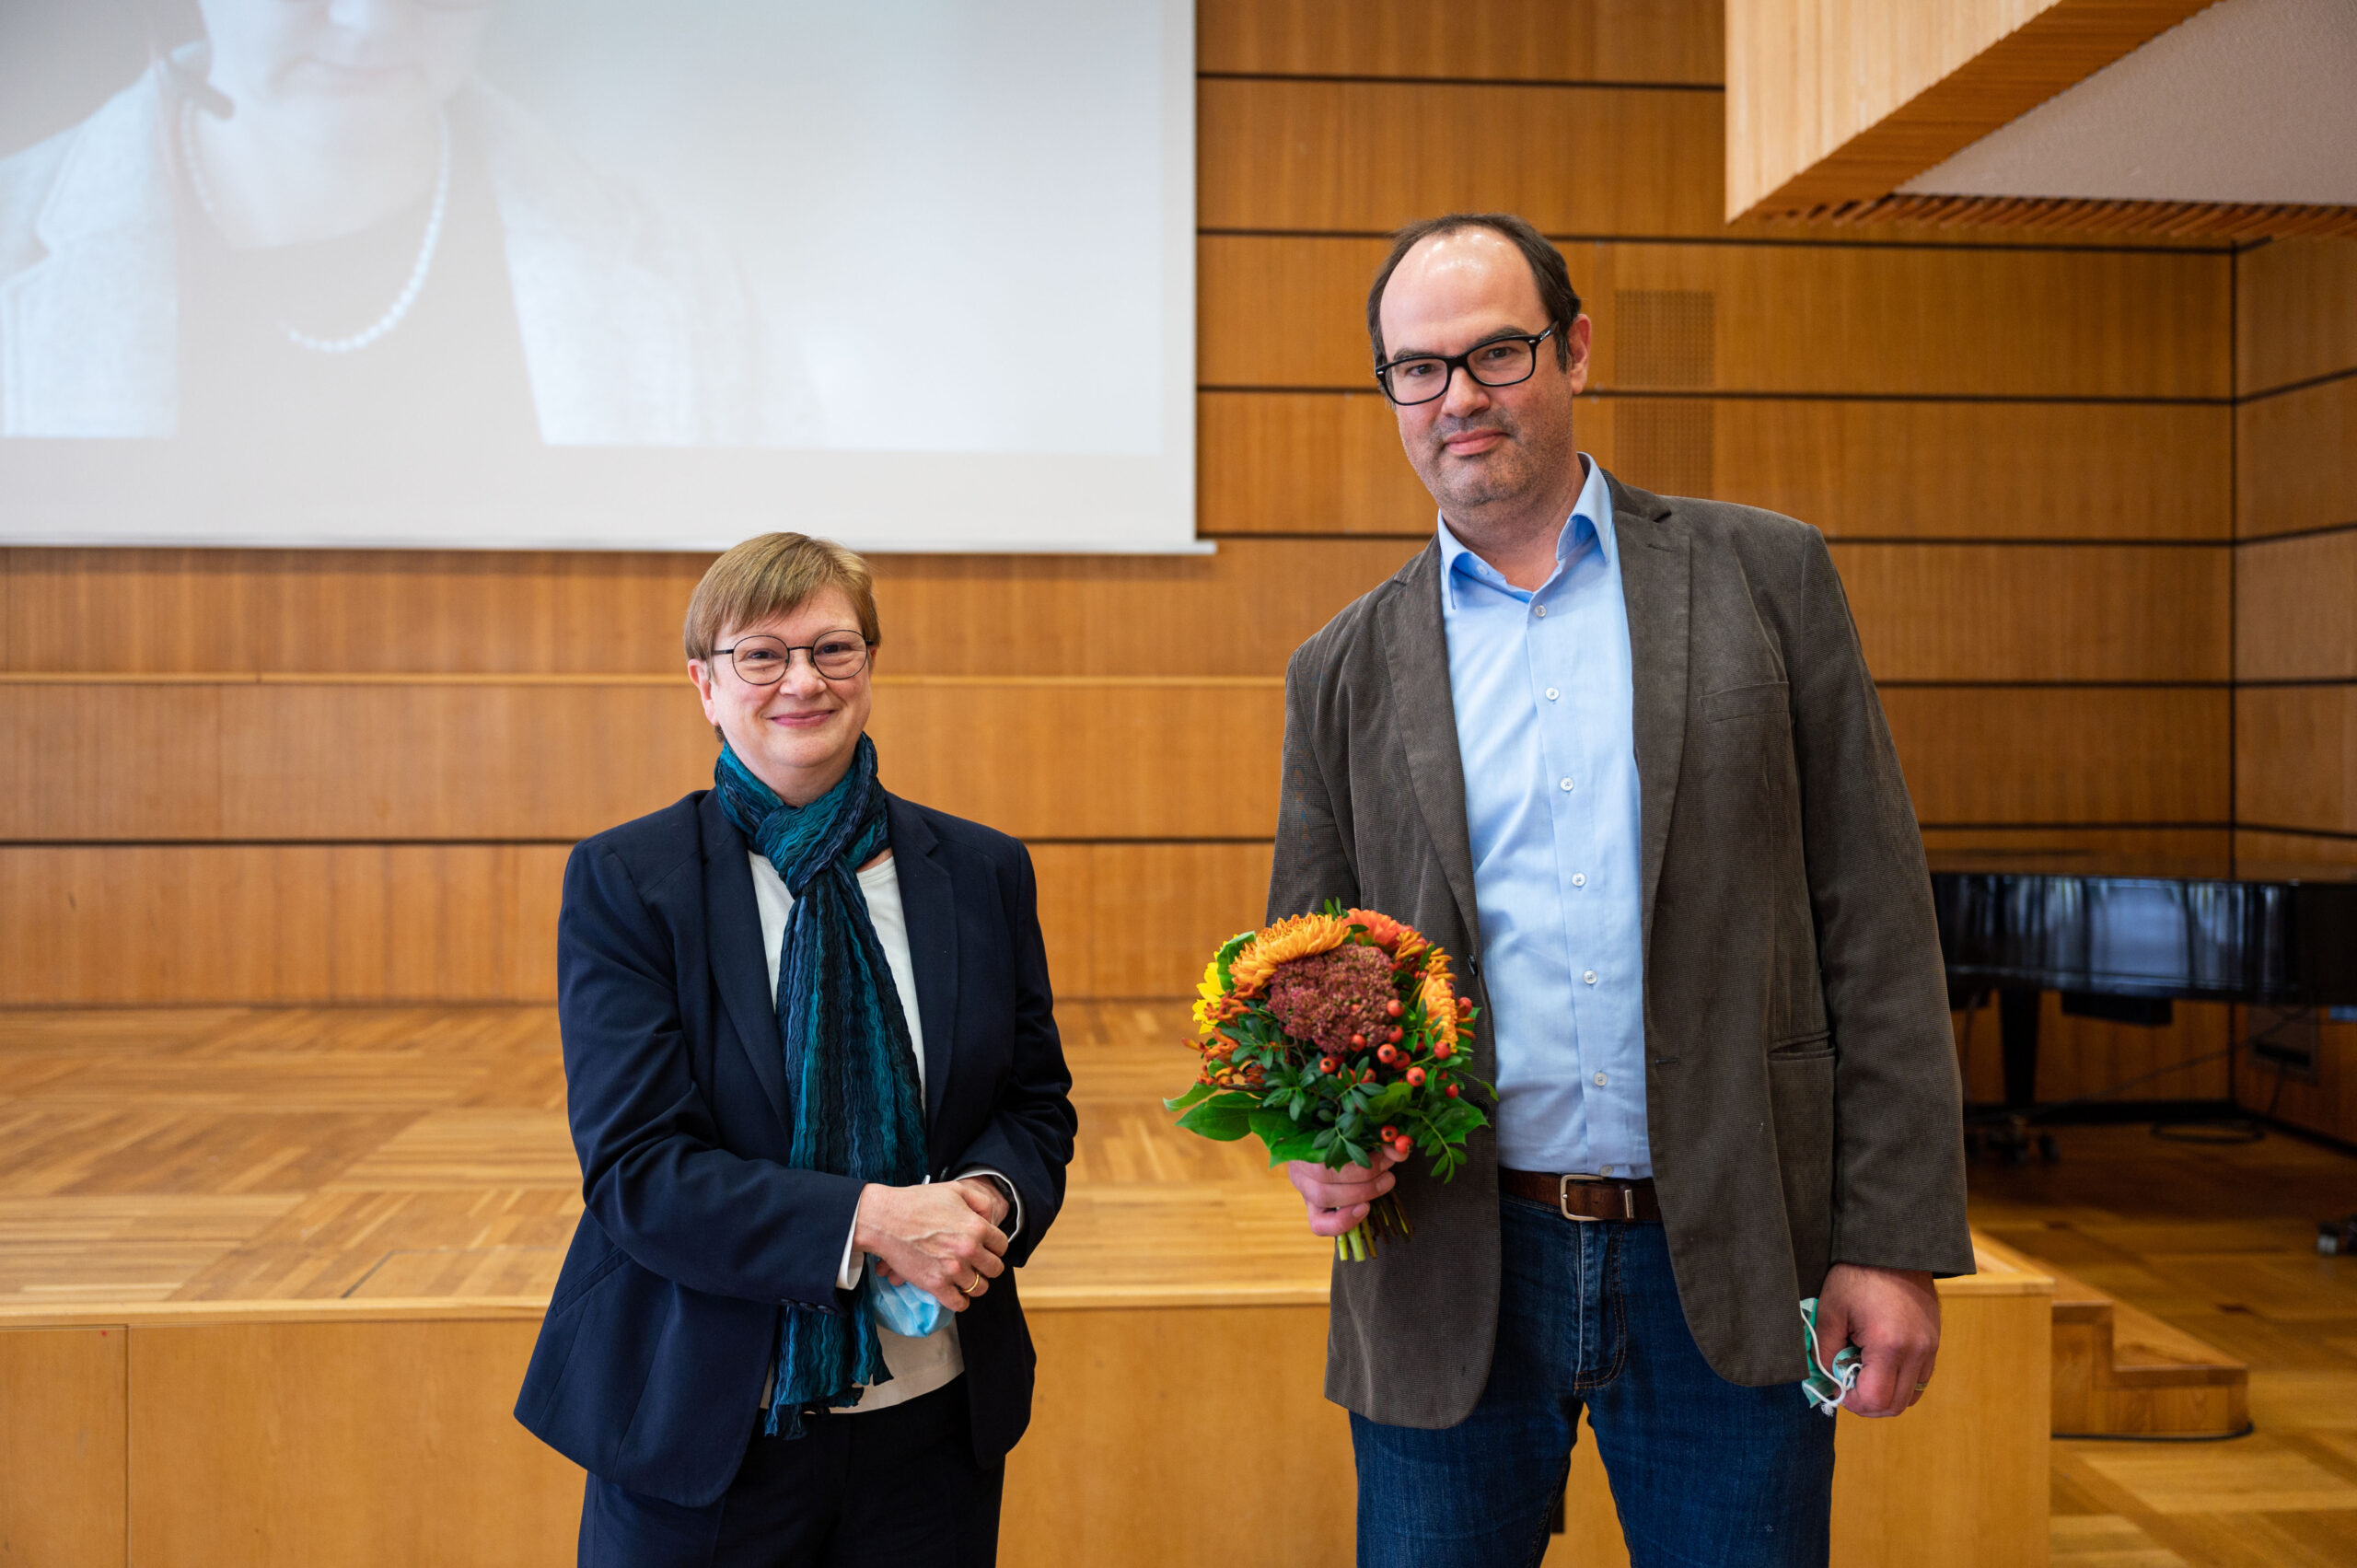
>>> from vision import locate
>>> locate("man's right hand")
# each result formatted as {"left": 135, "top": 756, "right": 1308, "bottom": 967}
{"left": 853, "top": 1182, "right": 1007, "bottom": 1313}
{"left": 1288, "top": 1147, "right": 1405, "bottom": 1237}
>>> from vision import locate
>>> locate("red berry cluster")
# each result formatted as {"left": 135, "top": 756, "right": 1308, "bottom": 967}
{"left": 1311, "top": 992, "right": 1469, "bottom": 1105}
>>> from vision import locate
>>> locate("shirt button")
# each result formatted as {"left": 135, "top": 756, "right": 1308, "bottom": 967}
{"left": 1593, "top": 1071, "right": 1608, "bottom": 1086}
{"left": 1572, "top": 873, "right": 1586, "bottom": 888}
{"left": 1545, "top": 687, "right": 1560, "bottom": 701}
{"left": 1584, "top": 970, "right": 1598, "bottom": 985}
{"left": 1534, "top": 605, "right": 1547, "bottom": 617}
{"left": 1599, "top": 1165, "right": 1614, "bottom": 1177}
{"left": 1560, "top": 778, "right": 1575, "bottom": 792}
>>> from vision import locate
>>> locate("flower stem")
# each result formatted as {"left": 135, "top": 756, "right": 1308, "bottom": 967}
{"left": 1336, "top": 1192, "right": 1412, "bottom": 1262}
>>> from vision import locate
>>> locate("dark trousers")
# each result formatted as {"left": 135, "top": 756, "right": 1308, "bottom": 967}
{"left": 1351, "top": 1200, "right": 1837, "bottom": 1568}
{"left": 579, "top": 1378, "right": 1004, "bottom": 1568}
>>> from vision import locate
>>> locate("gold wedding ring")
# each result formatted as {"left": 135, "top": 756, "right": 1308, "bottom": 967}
{"left": 1912, "top": 1380, "right": 1931, "bottom": 1393}
{"left": 959, "top": 1273, "right": 983, "bottom": 1296}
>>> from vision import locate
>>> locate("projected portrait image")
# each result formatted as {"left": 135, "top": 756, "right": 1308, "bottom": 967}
{"left": 0, "top": 0, "right": 821, "bottom": 452}
{"left": 0, "top": 0, "right": 1188, "bottom": 552}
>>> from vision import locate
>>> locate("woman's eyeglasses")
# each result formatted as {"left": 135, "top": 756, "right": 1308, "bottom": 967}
{"left": 711, "top": 632, "right": 871, "bottom": 686}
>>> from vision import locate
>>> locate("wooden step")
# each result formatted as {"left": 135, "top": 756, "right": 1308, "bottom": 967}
{"left": 1980, "top": 1240, "right": 2248, "bottom": 1437}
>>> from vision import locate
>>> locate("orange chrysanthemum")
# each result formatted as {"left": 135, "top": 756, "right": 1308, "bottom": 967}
{"left": 1226, "top": 912, "right": 1353, "bottom": 995}
{"left": 1345, "top": 908, "right": 1427, "bottom": 966}
{"left": 1420, "top": 951, "right": 1461, "bottom": 1047}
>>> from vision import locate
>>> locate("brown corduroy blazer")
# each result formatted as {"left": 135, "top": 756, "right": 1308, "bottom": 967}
{"left": 1267, "top": 470, "right": 1974, "bottom": 1428}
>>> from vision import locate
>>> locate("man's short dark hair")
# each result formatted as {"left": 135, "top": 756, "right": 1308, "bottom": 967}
{"left": 1364, "top": 213, "right": 1583, "bottom": 371}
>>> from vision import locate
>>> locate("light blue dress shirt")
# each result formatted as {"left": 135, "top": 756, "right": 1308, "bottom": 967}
{"left": 1437, "top": 456, "right": 1651, "bottom": 1178}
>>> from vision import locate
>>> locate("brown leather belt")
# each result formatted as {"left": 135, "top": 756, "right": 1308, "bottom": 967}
{"left": 1500, "top": 1167, "right": 1662, "bottom": 1223}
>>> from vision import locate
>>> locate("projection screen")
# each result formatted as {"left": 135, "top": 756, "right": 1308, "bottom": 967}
{"left": 0, "top": 0, "right": 1198, "bottom": 552}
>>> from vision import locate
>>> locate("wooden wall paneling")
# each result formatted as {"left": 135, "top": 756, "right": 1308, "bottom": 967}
{"left": 1194, "top": 0, "right": 1724, "bottom": 84}
{"left": 0, "top": 549, "right": 712, "bottom": 677}
{"left": 871, "top": 682, "right": 1284, "bottom": 841}
{"left": 1831, "top": 544, "right": 2228, "bottom": 683}
{"left": 2235, "top": 687, "right": 2357, "bottom": 837}
{"left": 1029, "top": 842, "right": 1276, "bottom": 1000}
{"left": 2, "top": 679, "right": 1286, "bottom": 844}
{"left": 1881, "top": 687, "right": 2229, "bottom": 825}
{"left": 1198, "top": 392, "right": 1434, "bottom": 536}
{"left": 2234, "top": 238, "right": 2357, "bottom": 398}
{"left": 1198, "top": 79, "right": 1722, "bottom": 237}
{"left": 1585, "top": 242, "right": 2230, "bottom": 398}
{"left": 320, "top": 845, "right": 568, "bottom": 1005}
{"left": 1204, "top": 394, "right": 2231, "bottom": 540}
{"left": 2231, "top": 1013, "right": 2357, "bottom": 1145}
{"left": 0, "top": 682, "right": 226, "bottom": 841}
{"left": 0, "top": 1324, "right": 126, "bottom": 1568}
{"left": 2230, "top": 829, "right": 2357, "bottom": 881}
{"left": 0, "top": 845, "right": 565, "bottom": 1006}
{"left": 0, "top": 842, "right": 1263, "bottom": 1005}
{"left": 211, "top": 682, "right": 707, "bottom": 842}
{"left": 1201, "top": 236, "right": 2232, "bottom": 398}
{"left": 1918, "top": 827, "right": 2231, "bottom": 878}
{"left": 1712, "top": 400, "right": 2229, "bottom": 540}
{"left": 2235, "top": 530, "right": 2357, "bottom": 682}
{"left": 1954, "top": 994, "right": 2232, "bottom": 1105}
{"left": 3, "top": 539, "right": 1427, "bottom": 679}
{"left": 2235, "top": 377, "right": 2357, "bottom": 540}
{"left": 126, "top": 1318, "right": 578, "bottom": 1568}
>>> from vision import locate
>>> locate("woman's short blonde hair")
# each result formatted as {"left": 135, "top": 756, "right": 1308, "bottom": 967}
{"left": 682, "top": 533, "right": 880, "bottom": 662}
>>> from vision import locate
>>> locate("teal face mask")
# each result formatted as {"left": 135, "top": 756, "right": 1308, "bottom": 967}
{"left": 1797, "top": 1296, "right": 1862, "bottom": 1415}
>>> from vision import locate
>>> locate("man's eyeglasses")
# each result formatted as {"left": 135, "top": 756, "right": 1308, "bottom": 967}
{"left": 1375, "top": 328, "right": 1555, "bottom": 406}
{"left": 712, "top": 632, "right": 871, "bottom": 686}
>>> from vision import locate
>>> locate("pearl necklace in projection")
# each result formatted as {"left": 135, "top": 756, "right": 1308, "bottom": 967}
{"left": 178, "top": 95, "right": 453, "bottom": 354}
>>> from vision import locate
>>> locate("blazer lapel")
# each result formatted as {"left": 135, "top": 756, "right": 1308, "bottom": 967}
{"left": 700, "top": 792, "right": 791, "bottom": 1131}
{"left": 886, "top": 795, "right": 958, "bottom": 1136}
{"left": 1376, "top": 540, "right": 1484, "bottom": 953}
{"left": 1606, "top": 472, "right": 1693, "bottom": 960}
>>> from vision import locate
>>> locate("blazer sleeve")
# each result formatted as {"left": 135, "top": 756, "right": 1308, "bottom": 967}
{"left": 1785, "top": 528, "right": 1975, "bottom": 1277}
{"left": 946, "top": 841, "right": 1076, "bottom": 1270}
{"left": 558, "top": 840, "right": 864, "bottom": 1309}
{"left": 1268, "top": 643, "right": 1364, "bottom": 923}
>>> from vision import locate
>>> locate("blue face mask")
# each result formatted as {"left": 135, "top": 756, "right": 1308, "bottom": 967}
{"left": 1798, "top": 1296, "right": 1862, "bottom": 1415}
{"left": 868, "top": 1268, "right": 945, "bottom": 1339}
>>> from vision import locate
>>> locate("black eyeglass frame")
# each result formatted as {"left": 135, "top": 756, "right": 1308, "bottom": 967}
{"left": 709, "top": 632, "right": 874, "bottom": 687}
{"left": 1373, "top": 327, "right": 1557, "bottom": 406}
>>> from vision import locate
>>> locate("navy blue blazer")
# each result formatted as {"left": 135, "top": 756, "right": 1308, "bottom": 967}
{"left": 514, "top": 787, "right": 1077, "bottom": 1508}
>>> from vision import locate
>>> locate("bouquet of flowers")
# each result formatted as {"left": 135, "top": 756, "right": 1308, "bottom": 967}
{"left": 1165, "top": 904, "right": 1491, "bottom": 1260}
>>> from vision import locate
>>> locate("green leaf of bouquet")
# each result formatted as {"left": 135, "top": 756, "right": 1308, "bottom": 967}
{"left": 1163, "top": 1081, "right": 1217, "bottom": 1113}
{"left": 1256, "top": 1122, "right": 1325, "bottom": 1166}
{"left": 1366, "top": 1081, "right": 1411, "bottom": 1116}
{"left": 1428, "top": 1100, "right": 1491, "bottom": 1141}
{"left": 1175, "top": 1091, "right": 1260, "bottom": 1141}
{"left": 1213, "top": 931, "right": 1253, "bottom": 989}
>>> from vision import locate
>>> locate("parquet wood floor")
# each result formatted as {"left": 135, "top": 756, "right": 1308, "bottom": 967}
{"left": 3, "top": 1004, "right": 2352, "bottom": 1562}
{"left": 1975, "top": 1127, "right": 2357, "bottom": 1567}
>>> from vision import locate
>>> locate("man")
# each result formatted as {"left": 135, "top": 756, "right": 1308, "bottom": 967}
{"left": 1270, "top": 213, "right": 1972, "bottom": 1567}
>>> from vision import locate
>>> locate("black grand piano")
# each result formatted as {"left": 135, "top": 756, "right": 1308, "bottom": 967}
{"left": 1932, "top": 873, "right": 2357, "bottom": 1158}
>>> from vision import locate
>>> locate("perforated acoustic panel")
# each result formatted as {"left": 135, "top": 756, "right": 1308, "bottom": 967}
{"left": 1610, "top": 289, "right": 1716, "bottom": 498}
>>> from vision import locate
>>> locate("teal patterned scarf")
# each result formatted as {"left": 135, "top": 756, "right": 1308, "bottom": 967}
{"left": 713, "top": 734, "right": 928, "bottom": 1437}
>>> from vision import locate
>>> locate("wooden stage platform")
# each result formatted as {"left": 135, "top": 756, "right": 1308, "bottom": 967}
{"left": 6, "top": 1003, "right": 2342, "bottom": 1566}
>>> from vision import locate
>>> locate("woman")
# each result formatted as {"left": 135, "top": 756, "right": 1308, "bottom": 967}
{"left": 0, "top": 0, "right": 819, "bottom": 448}
{"left": 516, "top": 532, "right": 1075, "bottom": 1567}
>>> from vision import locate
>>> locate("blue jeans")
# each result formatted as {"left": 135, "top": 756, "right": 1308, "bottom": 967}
{"left": 1352, "top": 1198, "right": 1835, "bottom": 1568}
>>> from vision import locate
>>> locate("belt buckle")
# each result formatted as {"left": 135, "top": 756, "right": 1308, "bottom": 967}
{"left": 1558, "top": 1173, "right": 1608, "bottom": 1223}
